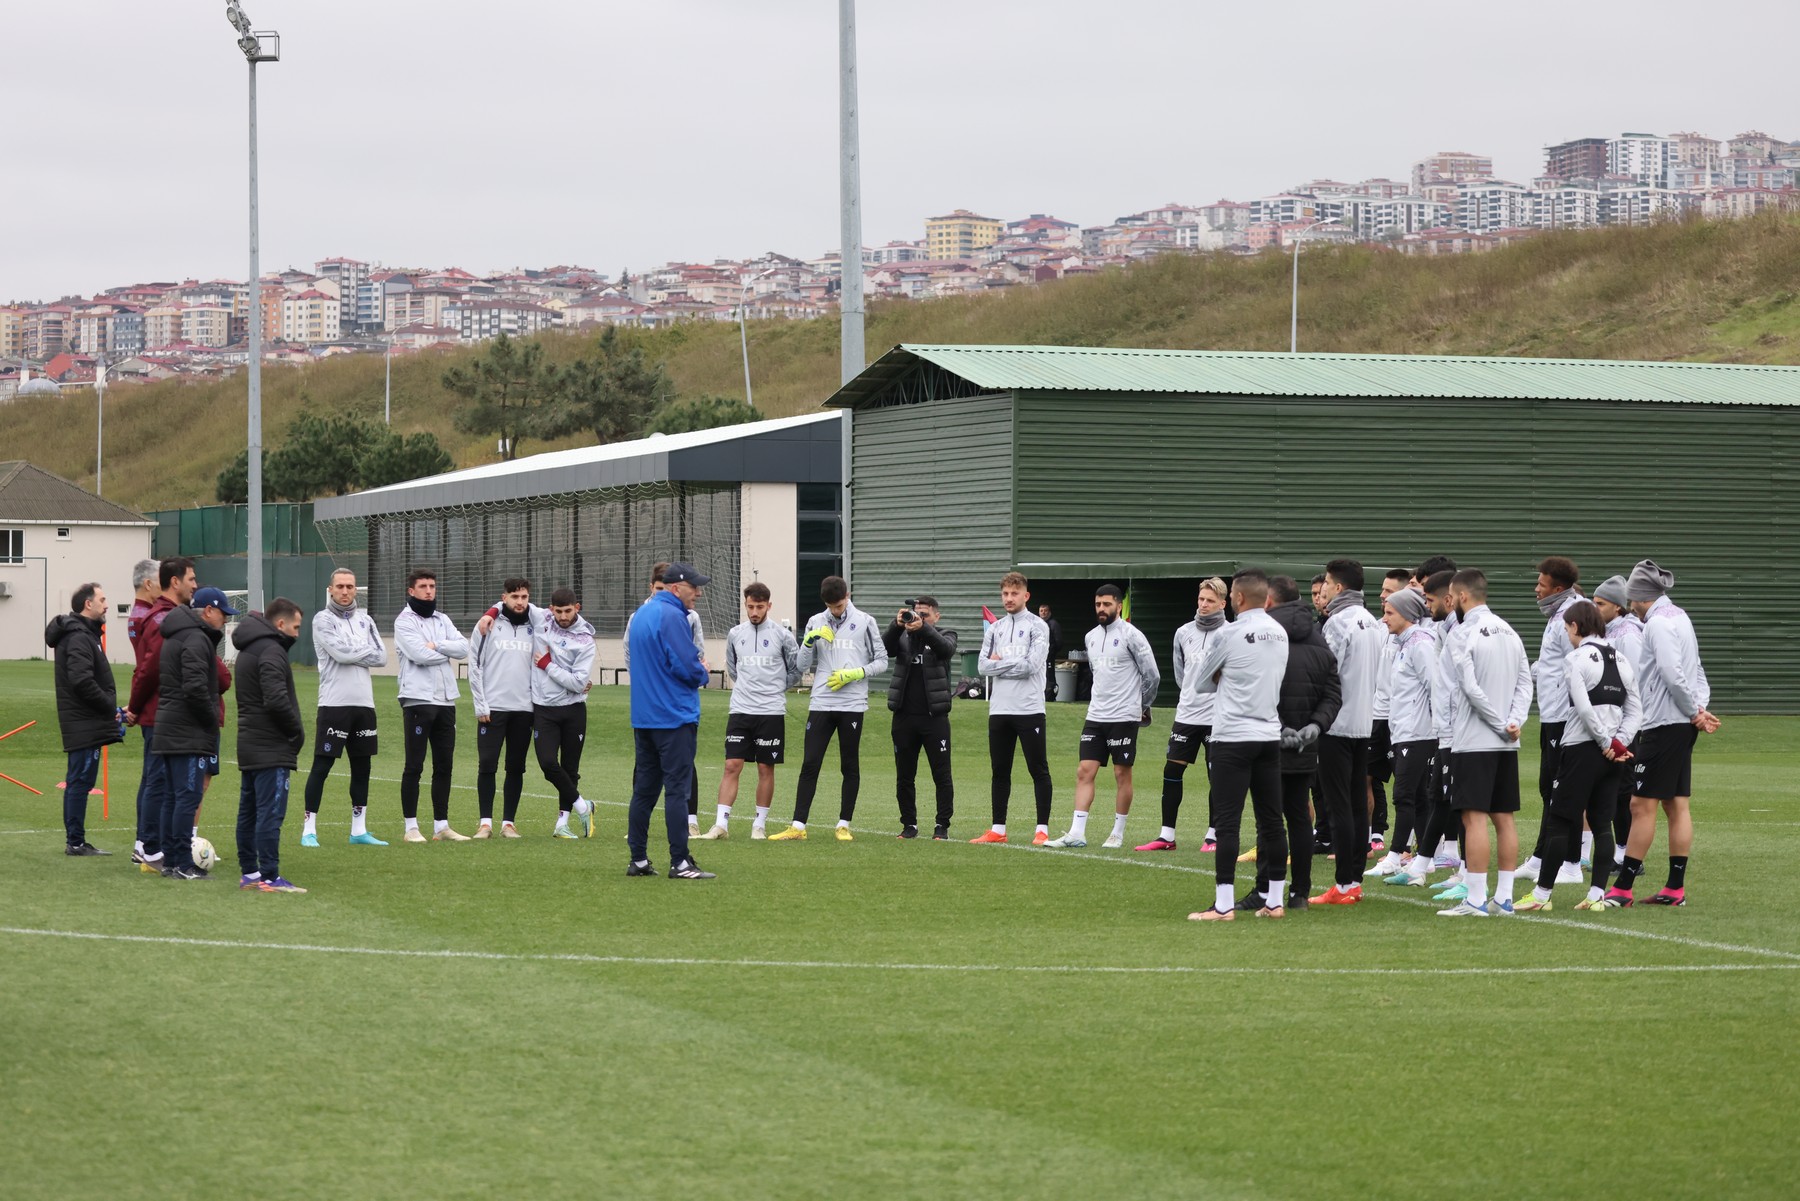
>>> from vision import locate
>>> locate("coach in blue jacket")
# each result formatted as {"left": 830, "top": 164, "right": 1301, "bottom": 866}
{"left": 626, "top": 562, "right": 716, "bottom": 879}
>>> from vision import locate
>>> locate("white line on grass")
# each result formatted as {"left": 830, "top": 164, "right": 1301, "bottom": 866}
{"left": 3, "top": 926, "right": 1796, "bottom": 979}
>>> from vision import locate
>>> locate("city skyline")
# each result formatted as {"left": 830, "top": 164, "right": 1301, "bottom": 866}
{"left": 7, "top": 0, "right": 1798, "bottom": 300}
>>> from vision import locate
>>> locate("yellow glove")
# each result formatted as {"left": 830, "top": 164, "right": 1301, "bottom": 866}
{"left": 802, "top": 625, "right": 836, "bottom": 647}
{"left": 825, "top": 667, "right": 865, "bottom": 691}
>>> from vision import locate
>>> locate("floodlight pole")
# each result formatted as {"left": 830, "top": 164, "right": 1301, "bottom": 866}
{"left": 838, "top": 0, "right": 863, "bottom": 581}
{"left": 94, "top": 354, "right": 106, "bottom": 496}
{"left": 1289, "top": 217, "right": 1339, "bottom": 354}
{"left": 384, "top": 338, "right": 392, "bottom": 424}
{"left": 228, "top": 5, "right": 278, "bottom": 612}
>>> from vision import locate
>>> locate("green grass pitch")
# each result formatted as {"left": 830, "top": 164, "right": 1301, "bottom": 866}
{"left": 2, "top": 660, "right": 1795, "bottom": 1199}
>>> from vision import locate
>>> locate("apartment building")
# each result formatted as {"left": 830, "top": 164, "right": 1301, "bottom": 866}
{"left": 924, "top": 210, "right": 1002, "bottom": 261}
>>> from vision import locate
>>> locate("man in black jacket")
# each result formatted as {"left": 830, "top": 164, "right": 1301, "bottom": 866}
{"left": 883, "top": 596, "right": 958, "bottom": 839}
{"left": 233, "top": 599, "right": 307, "bottom": 893}
{"left": 46, "top": 583, "right": 125, "bottom": 856}
{"left": 152, "top": 588, "right": 236, "bottom": 878}
{"left": 1250, "top": 575, "right": 1342, "bottom": 910}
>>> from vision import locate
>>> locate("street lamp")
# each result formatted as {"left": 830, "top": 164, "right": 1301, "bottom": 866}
{"left": 91, "top": 353, "right": 137, "bottom": 496}
{"left": 737, "top": 267, "right": 779, "bottom": 409}
{"left": 1289, "top": 217, "right": 1342, "bottom": 354}
{"left": 225, "top": 1, "right": 278, "bottom": 611}
{"left": 384, "top": 337, "right": 392, "bottom": 424}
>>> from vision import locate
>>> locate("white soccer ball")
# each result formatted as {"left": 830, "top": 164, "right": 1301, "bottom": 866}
{"left": 572, "top": 796, "right": 593, "bottom": 817}
{"left": 192, "top": 837, "right": 218, "bottom": 871}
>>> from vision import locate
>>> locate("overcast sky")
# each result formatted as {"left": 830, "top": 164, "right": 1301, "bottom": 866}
{"left": 7, "top": 0, "right": 1796, "bottom": 301}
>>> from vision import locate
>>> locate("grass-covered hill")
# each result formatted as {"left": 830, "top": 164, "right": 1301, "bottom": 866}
{"left": 10, "top": 211, "right": 1799, "bottom": 513}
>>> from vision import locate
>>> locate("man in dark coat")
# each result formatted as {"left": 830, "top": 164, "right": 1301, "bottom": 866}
{"left": 233, "top": 599, "right": 307, "bottom": 892}
{"left": 883, "top": 596, "right": 958, "bottom": 839}
{"left": 46, "top": 582, "right": 125, "bottom": 856}
{"left": 1250, "top": 575, "right": 1343, "bottom": 909}
{"left": 1039, "top": 604, "right": 1064, "bottom": 702}
{"left": 151, "top": 587, "right": 237, "bottom": 878}
{"left": 125, "top": 556, "right": 195, "bottom": 871}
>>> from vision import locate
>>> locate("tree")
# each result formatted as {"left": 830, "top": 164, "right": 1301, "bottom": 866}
{"left": 263, "top": 410, "right": 366, "bottom": 498}
{"left": 358, "top": 429, "right": 455, "bottom": 488}
{"left": 569, "top": 325, "right": 669, "bottom": 444}
{"left": 646, "top": 394, "right": 761, "bottom": 435}
{"left": 216, "top": 450, "right": 249, "bottom": 504}
{"left": 441, "top": 332, "right": 581, "bottom": 461}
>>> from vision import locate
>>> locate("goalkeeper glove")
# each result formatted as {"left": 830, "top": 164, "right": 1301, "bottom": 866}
{"left": 825, "top": 667, "right": 865, "bottom": 691}
{"left": 802, "top": 625, "right": 836, "bottom": 647}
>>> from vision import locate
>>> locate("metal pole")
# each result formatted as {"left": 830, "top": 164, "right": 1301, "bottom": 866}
{"left": 246, "top": 58, "right": 264, "bottom": 612}
{"left": 1289, "top": 233, "right": 1302, "bottom": 354}
{"left": 838, "top": 0, "right": 863, "bottom": 581}
{"left": 738, "top": 285, "right": 754, "bottom": 408}
{"left": 838, "top": 0, "right": 864, "bottom": 388}
{"left": 384, "top": 340, "right": 392, "bottom": 424}
{"left": 94, "top": 356, "right": 104, "bottom": 495}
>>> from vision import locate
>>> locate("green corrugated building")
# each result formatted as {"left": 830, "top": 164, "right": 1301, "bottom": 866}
{"left": 826, "top": 345, "right": 1800, "bottom": 712}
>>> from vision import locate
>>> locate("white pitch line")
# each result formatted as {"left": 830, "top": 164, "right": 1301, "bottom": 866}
{"left": 2, "top": 926, "right": 1795, "bottom": 980}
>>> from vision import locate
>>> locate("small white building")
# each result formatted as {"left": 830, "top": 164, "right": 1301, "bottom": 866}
{"left": 0, "top": 461, "right": 157, "bottom": 664}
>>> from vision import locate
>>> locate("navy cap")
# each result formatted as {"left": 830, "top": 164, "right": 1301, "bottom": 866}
{"left": 192, "top": 587, "right": 242, "bottom": 616}
{"left": 662, "top": 562, "right": 711, "bottom": 588}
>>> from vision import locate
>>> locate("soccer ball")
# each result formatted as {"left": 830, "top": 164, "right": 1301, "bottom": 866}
{"left": 192, "top": 837, "right": 218, "bottom": 871}
{"left": 572, "top": 796, "right": 593, "bottom": 818}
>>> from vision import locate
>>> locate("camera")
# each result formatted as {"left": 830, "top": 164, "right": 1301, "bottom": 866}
{"left": 900, "top": 598, "right": 918, "bottom": 624}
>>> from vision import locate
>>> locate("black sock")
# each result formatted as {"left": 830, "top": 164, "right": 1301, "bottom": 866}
{"left": 1666, "top": 855, "right": 1688, "bottom": 891}
{"left": 1616, "top": 855, "right": 1645, "bottom": 892}
{"left": 1160, "top": 762, "right": 1188, "bottom": 830}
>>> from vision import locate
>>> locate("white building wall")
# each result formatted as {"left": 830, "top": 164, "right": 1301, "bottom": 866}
{"left": 0, "top": 521, "right": 155, "bottom": 663}
{"left": 740, "top": 481, "right": 800, "bottom": 628}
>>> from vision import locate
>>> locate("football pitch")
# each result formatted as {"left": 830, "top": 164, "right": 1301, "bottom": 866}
{"left": 2, "top": 659, "right": 1795, "bottom": 1200}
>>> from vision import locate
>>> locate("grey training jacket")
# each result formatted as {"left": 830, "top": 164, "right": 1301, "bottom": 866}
{"left": 1083, "top": 620, "right": 1159, "bottom": 724}
{"left": 978, "top": 610, "right": 1049, "bottom": 717}
{"left": 725, "top": 619, "right": 802, "bottom": 716}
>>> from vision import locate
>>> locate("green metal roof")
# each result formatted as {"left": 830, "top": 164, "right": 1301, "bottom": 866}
{"left": 824, "top": 344, "right": 1800, "bottom": 409}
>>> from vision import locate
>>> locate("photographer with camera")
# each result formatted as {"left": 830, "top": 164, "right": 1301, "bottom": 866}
{"left": 883, "top": 596, "right": 958, "bottom": 839}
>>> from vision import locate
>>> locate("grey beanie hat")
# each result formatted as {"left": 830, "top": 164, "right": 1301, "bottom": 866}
{"left": 1626, "top": 559, "right": 1675, "bottom": 602}
{"left": 1385, "top": 588, "right": 1428, "bottom": 624}
{"left": 1594, "top": 575, "right": 1631, "bottom": 609}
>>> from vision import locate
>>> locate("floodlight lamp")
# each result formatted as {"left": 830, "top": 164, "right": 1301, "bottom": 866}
{"left": 239, "top": 33, "right": 260, "bottom": 58}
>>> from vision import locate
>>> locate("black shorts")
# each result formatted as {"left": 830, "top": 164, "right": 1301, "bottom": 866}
{"left": 1080, "top": 721, "right": 1139, "bottom": 766}
{"left": 725, "top": 713, "right": 786, "bottom": 765}
{"left": 317, "top": 705, "right": 379, "bottom": 759}
{"left": 1367, "top": 719, "right": 1393, "bottom": 782}
{"left": 203, "top": 749, "right": 221, "bottom": 777}
{"left": 1632, "top": 722, "right": 1699, "bottom": 802}
{"left": 1551, "top": 740, "right": 1623, "bottom": 820}
{"left": 1165, "top": 722, "right": 1211, "bottom": 766}
{"left": 1450, "top": 750, "right": 1521, "bottom": 813}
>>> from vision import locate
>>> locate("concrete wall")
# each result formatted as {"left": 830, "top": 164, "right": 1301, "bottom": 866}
{"left": 0, "top": 522, "right": 154, "bottom": 664}
{"left": 740, "top": 481, "right": 800, "bottom": 626}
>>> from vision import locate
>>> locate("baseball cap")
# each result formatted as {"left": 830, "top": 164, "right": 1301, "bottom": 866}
{"left": 192, "top": 587, "right": 242, "bottom": 616}
{"left": 661, "top": 562, "right": 711, "bottom": 588}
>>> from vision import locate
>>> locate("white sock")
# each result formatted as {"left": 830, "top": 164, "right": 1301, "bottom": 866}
{"left": 433, "top": 819, "right": 448, "bottom": 834}
{"left": 1035, "top": 823, "right": 1049, "bottom": 835}
{"left": 1342, "top": 879, "right": 1361, "bottom": 893}
{"left": 191, "top": 826, "right": 198, "bottom": 838}
{"left": 1613, "top": 844, "right": 1626, "bottom": 865}
{"left": 1466, "top": 872, "right": 1489, "bottom": 908}
{"left": 1159, "top": 826, "right": 1177, "bottom": 841}
{"left": 992, "top": 824, "right": 1007, "bottom": 836}
{"left": 302, "top": 814, "right": 317, "bottom": 836}
{"left": 1070, "top": 811, "right": 1090, "bottom": 837}
{"left": 791, "top": 821, "right": 806, "bottom": 831}
{"left": 1581, "top": 830, "right": 1594, "bottom": 859}
{"left": 716, "top": 805, "right": 732, "bottom": 825}
{"left": 836, "top": 819, "right": 851, "bottom": 829}
{"left": 555, "top": 812, "right": 569, "bottom": 828}
{"left": 1406, "top": 854, "right": 1429, "bottom": 879}
{"left": 1110, "top": 813, "right": 1129, "bottom": 839}
{"left": 1533, "top": 886, "right": 1553, "bottom": 902}
{"left": 243, "top": 870, "right": 261, "bottom": 880}
{"left": 1587, "top": 885, "right": 1604, "bottom": 902}
{"left": 1520, "top": 855, "right": 1542, "bottom": 877}
{"left": 404, "top": 817, "right": 420, "bottom": 832}
{"left": 1205, "top": 826, "right": 1217, "bottom": 841}
{"left": 349, "top": 808, "right": 366, "bottom": 837}
{"left": 754, "top": 806, "right": 769, "bottom": 826}
{"left": 1496, "top": 869, "right": 1515, "bottom": 898}
{"left": 1215, "top": 884, "right": 1234, "bottom": 912}
{"left": 1268, "top": 880, "right": 1287, "bottom": 907}
{"left": 478, "top": 818, "right": 492, "bottom": 828}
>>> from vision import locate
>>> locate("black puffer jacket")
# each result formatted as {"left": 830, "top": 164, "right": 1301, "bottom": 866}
{"left": 45, "top": 613, "right": 124, "bottom": 753}
{"left": 232, "top": 612, "right": 305, "bottom": 771}
{"left": 883, "top": 620, "right": 958, "bottom": 717}
{"left": 151, "top": 606, "right": 223, "bottom": 756}
{"left": 1269, "top": 601, "right": 1341, "bottom": 774}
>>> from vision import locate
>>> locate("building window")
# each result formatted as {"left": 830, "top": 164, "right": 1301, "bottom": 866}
{"left": 56, "top": 527, "right": 71, "bottom": 540}
{"left": 0, "top": 528, "right": 21, "bottom": 564}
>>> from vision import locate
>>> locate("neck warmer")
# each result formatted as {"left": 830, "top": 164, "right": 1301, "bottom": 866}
{"left": 1324, "top": 590, "right": 1365, "bottom": 619}
{"left": 503, "top": 605, "right": 531, "bottom": 627}
{"left": 1537, "top": 586, "right": 1576, "bottom": 618}
{"left": 328, "top": 596, "right": 356, "bottom": 620}
{"left": 1193, "top": 609, "right": 1225, "bottom": 632}
{"left": 406, "top": 595, "right": 436, "bottom": 620}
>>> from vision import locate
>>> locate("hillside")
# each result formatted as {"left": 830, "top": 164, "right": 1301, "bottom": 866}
{"left": 8, "top": 211, "right": 1800, "bottom": 514}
